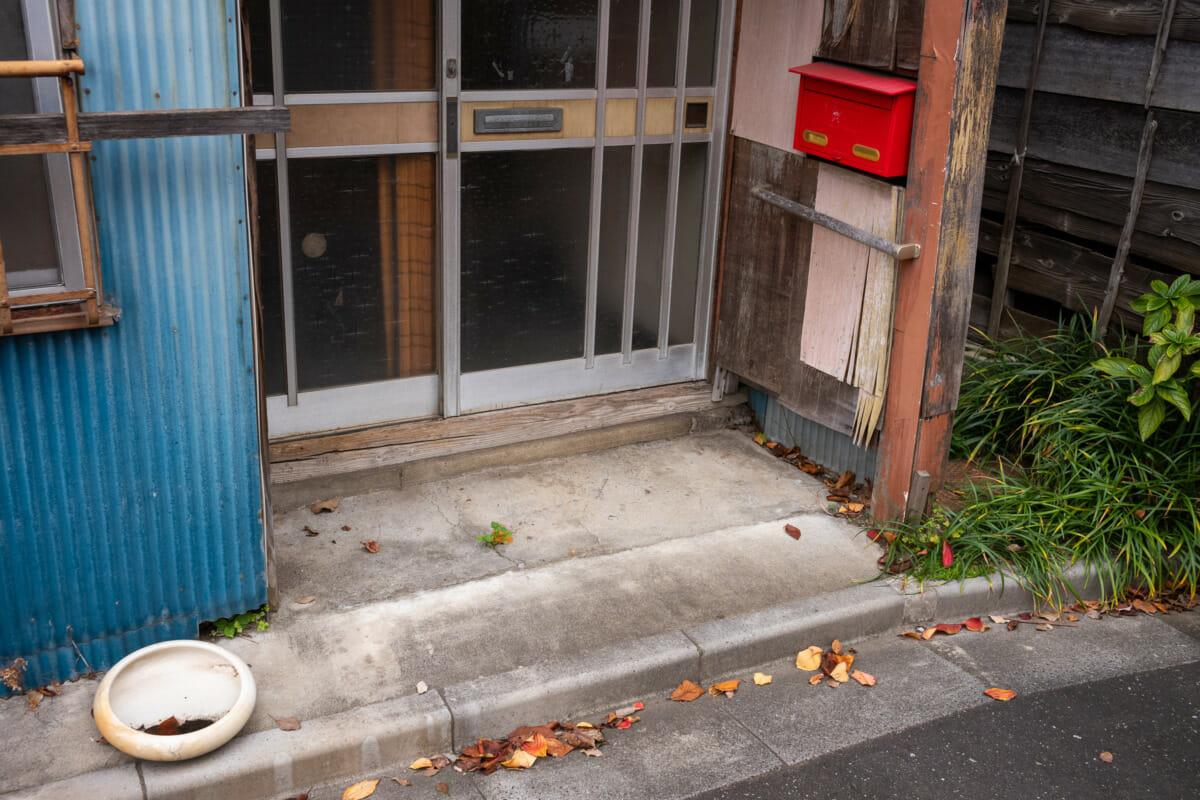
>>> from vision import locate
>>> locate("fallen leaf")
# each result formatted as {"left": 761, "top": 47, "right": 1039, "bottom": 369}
{"left": 296, "top": 596, "right": 316, "bottom": 605}
{"left": 26, "top": 690, "right": 43, "bottom": 710}
{"left": 362, "top": 540, "right": 380, "bottom": 553}
{"left": 935, "top": 623, "right": 963, "bottom": 635}
{"left": 312, "top": 497, "right": 340, "bottom": 514}
{"left": 834, "top": 470, "right": 854, "bottom": 490}
{"left": 990, "top": 615, "right": 1009, "bottom": 623}
{"left": 341, "top": 779, "right": 379, "bottom": 800}
{"left": 670, "top": 679, "right": 704, "bottom": 702}
{"left": 285, "top": 794, "right": 310, "bottom": 800}
{"left": 613, "top": 701, "right": 644, "bottom": 716}
{"left": 38, "top": 682, "right": 61, "bottom": 696}
{"left": 436, "top": 783, "right": 449, "bottom": 795}
{"left": 342, "top": 525, "right": 352, "bottom": 531}
{"left": 1086, "top": 609, "right": 1103, "bottom": 620}
{"left": 1067, "top": 614, "right": 1079, "bottom": 622}
{"left": 1006, "top": 543, "right": 1024, "bottom": 552}
{"left": 1132, "top": 599, "right": 1157, "bottom": 614}
{"left": 1018, "top": 612, "right": 1033, "bottom": 620}
{"left": 392, "top": 778, "right": 412, "bottom": 786}
{"left": 796, "top": 645, "right": 823, "bottom": 671}
{"left": 545, "top": 739, "right": 574, "bottom": 758}
{"left": 708, "top": 679, "right": 741, "bottom": 696}
{"left": 501, "top": 750, "right": 537, "bottom": 769}
{"left": 1007, "top": 620, "right": 1020, "bottom": 631}
{"left": 303, "top": 525, "right": 320, "bottom": 537}
{"left": 846, "top": 502, "right": 865, "bottom": 513}
{"left": 964, "top": 617, "right": 986, "bottom": 631}
{"left": 1100, "top": 751, "right": 1114, "bottom": 763}
{"left": 616, "top": 716, "right": 638, "bottom": 729}
{"left": 1133, "top": 509, "right": 1146, "bottom": 520}
{"left": 827, "top": 494, "right": 850, "bottom": 503}
{"left": 831, "top": 639, "right": 844, "bottom": 655}
{"left": 274, "top": 716, "right": 301, "bottom": 731}
{"left": 753, "top": 672, "right": 772, "bottom": 685}
{"left": 410, "top": 758, "right": 434, "bottom": 771}
{"left": 784, "top": 524, "right": 802, "bottom": 540}
{"left": 416, "top": 681, "right": 428, "bottom": 694}
{"left": 521, "top": 733, "right": 549, "bottom": 757}
{"left": 828, "top": 662, "right": 849, "bottom": 683}
{"left": 1035, "top": 623, "right": 1053, "bottom": 631}
{"left": 921, "top": 628, "right": 936, "bottom": 640}
{"left": 899, "top": 631, "right": 923, "bottom": 639}
{"left": 754, "top": 432, "right": 766, "bottom": 444}
{"left": 851, "top": 670, "right": 876, "bottom": 686}
{"left": 942, "top": 539, "right": 954, "bottom": 567}
{"left": 984, "top": 688, "right": 1016, "bottom": 701}
{"left": 582, "top": 747, "right": 603, "bottom": 757}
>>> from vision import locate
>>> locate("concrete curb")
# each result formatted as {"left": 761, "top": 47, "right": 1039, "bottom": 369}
{"left": 2, "top": 565, "right": 1108, "bottom": 800}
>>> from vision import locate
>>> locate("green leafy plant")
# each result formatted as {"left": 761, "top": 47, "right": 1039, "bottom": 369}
{"left": 477, "top": 521, "right": 514, "bottom": 547}
{"left": 880, "top": 314, "right": 1199, "bottom": 603}
{"left": 201, "top": 604, "right": 270, "bottom": 638}
{"left": 1094, "top": 275, "right": 1200, "bottom": 440}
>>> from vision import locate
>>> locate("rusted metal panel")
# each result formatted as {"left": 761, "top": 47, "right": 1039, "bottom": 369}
{"left": 0, "top": 1, "right": 267, "bottom": 689}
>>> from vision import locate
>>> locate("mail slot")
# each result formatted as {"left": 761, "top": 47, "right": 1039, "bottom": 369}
{"left": 473, "top": 107, "right": 563, "bottom": 134}
{"left": 789, "top": 62, "right": 916, "bottom": 178}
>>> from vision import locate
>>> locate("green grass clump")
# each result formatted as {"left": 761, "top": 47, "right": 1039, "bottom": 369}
{"left": 884, "top": 315, "right": 1200, "bottom": 604}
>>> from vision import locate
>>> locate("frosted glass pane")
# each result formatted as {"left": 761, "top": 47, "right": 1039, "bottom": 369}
{"left": 633, "top": 144, "right": 670, "bottom": 350}
{"left": 596, "top": 146, "right": 633, "bottom": 355}
{"left": 461, "top": 149, "right": 593, "bottom": 372}
{"left": 463, "top": 0, "right": 598, "bottom": 90}
{"left": 669, "top": 142, "right": 708, "bottom": 345}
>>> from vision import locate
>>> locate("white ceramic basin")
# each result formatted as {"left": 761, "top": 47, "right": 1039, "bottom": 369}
{"left": 92, "top": 640, "right": 256, "bottom": 761}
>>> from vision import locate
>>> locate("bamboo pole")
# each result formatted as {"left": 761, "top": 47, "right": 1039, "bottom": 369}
{"left": 0, "top": 59, "right": 84, "bottom": 77}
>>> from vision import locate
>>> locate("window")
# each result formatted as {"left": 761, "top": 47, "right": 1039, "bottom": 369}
{"left": 0, "top": 0, "right": 108, "bottom": 335}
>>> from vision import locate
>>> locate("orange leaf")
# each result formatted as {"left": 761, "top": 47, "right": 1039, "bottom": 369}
{"left": 521, "top": 733, "right": 549, "bottom": 758}
{"left": 670, "top": 679, "right": 704, "bottom": 702}
{"left": 501, "top": 749, "right": 537, "bottom": 769}
{"left": 921, "top": 628, "right": 936, "bottom": 640}
{"left": 831, "top": 639, "right": 844, "bottom": 655}
{"left": 851, "top": 670, "right": 876, "bottom": 686}
{"left": 753, "top": 672, "right": 772, "bottom": 685}
{"left": 616, "top": 716, "right": 638, "bottom": 729}
{"left": 808, "top": 674, "right": 823, "bottom": 685}
{"left": 362, "top": 540, "right": 380, "bottom": 553}
{"left": 341, "top": 779, "right": 379, "bottom": 800}
{"left": 963, "top": 617, "right": 985, "bottom": 631}
{"left": 899, "top": 631, "right": 923, "bottom": 639}
{"left": 795, "top": 645, "right": 823, "bottom": 671}
{"left": 984, "top": 688, "right": 1016, "bottom": 701}
{"left": 846, "top": 502, "right": 865, "bottom": 513}
{"left": 708, "top": 679, "right": 741, "bottom": 696}
{"left": 935, "top": 623, "right": 963, "bottom": 635}
{"left": 1100, "top": 751, "right": 1114, "bottom": 763}
{"left": 409, "top": 758, "right": 434, "bottom": 771}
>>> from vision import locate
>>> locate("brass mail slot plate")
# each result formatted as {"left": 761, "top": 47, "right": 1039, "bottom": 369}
{"left": 473, "top": 107, "right": 563, "bottom": 134}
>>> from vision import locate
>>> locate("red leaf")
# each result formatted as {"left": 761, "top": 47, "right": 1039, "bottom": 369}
{"left": 934, "top": 623, "right": 963, "bottom": 635}
{"left": 941, "top": 539, "right": 953, "bottom": 567}
{"left": 963, "top": 617, "right": 986, "bottom": 631}
{"left": 784, "top": 524, "right": 802, "bottom": 540}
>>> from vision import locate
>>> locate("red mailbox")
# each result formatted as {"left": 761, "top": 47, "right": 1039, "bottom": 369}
{"left": 789, "top": 62, "right": 917, "bottom": 178}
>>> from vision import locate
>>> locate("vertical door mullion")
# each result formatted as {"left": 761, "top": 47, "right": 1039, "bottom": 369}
{"left": 622, "top": 0, "right": 653, "bottom": 364}
{"left": 692, "top": 0, "right": 736, "bottom": 374}
{"left": 585, "top": 0, "right": 612, "bottom": 369}
{"left": 269, "top": 0, "right": 299, "bottom": 406}
{"left": 440, "top": 0, "right": 461, "bottom": 416}
{"left": 657, "top": 0, "right": 691, "bottom": 357}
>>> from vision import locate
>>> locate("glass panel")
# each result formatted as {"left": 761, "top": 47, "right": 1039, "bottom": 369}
{"left": 669, "top": 142, "right": 707, "bottom": 345}
{"left": 595, "top": 146, "right": 632, "bottom": 355}
{"left": 606, "top": 0, "right": 639, "bottom": 89}
{"left": 462, "top": 0, "right": 598, "bottom": 90}
{"left": 0, "top": 0, "right": 61, "bottom": 288}
{"left": 277, "top": 0, "right": 437, "bottom": 93}
{"left": 461, "top": 149, "right": 592, "bottom": 372}
{"left": 285, "top": 155, "right": 437, "bottom": 392}
{"left": 685, "top": 0, "right": 719, "bottom": 86}
{"left": 255, "top": 163, "right": 287, "bottom": 396}
{"left": 646, "top": 0, "right": 679, "bottom": 87}
{"left": 633, "top": 143, "right": 670, "bottom": 350}
{"left": 245, "top": 0, "right": 273, "bottom": 95}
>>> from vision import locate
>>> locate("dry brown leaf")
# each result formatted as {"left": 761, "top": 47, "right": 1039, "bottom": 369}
{"left": 796, "top": 645, "right": 823, "bottom": 671}
{"left": 582, "top": 747, "right": 603, "bottom": 757}
{"left": 342, "top": 525, "right": 352, "bottom": 531}
{"left": 1100, "top": 751, "right": 1114, "bottom": 763}
{"left": 990, "top": 615, "right": 1009, "bottom": 624}
{"left": 26, "top": 690, "right": 43, "bottom": 710}
{"left": 829, "top": 662, "right": 850, "bottom": 683}
{"left": 436, "top": 783, "right": 449, "bottom": 794}
{"left": 303, "top": 525, "right": 320, "bottom": 537}
{"left": 296, "top": 596, "right": 316, "bottom": 605}
{"left": 274, "top": 716, "right": 301, "bottom": 731}
{"left": 753, "top": 672, "right": 772, "bottom": 686}
{"left": 392, "top": 778, "right": 412, "bottom": 787}
{"left": 808, "top": 674, "right": 823, "bottom": 685}
{"left": 834, "top": 470, "right": 854, "bottom": 490}
{"left": 1132, "top": 599, "right": 1157, "bottom": 614}
{"left": 500, "top": 749, "right": 537, "bottom": 769}
{"left": 851, "top": 670, "right": 876, "bottom": 686}
{"left": 545, "top": 739, "right": 574, "bottom": 758}
{"left": 1067, "top": 614, "right": 1079, "bottom": 621}
{"left": 670, "top": 679, "right": 704, "bottom": 702}
{"left": 341, "top": 779, "right": 379, "bottom": 800}
{"left": 311, "top": 496, "right": 340, "bottom": 514}
{"left": 1035, "top": 624, "right": 1053, "bottom": 631}
{"left": 831, "top": 639, "right": 844, "bottom": 655}
{"left": 708, "top": 679, "right": 741, "bottom": 696}
{"left": 984, "top": 688, "right": 1016, "bottom": 701}
{"left": 362, "top": 540, "right": 380, "bottom": 553}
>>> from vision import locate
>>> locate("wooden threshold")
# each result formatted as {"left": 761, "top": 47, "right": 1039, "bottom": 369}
{"left": 269, "top": 381, "right": 743, "bottom": 485}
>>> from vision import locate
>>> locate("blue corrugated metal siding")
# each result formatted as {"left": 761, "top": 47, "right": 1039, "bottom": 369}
{"left": 0, "top": 1, "right": 265, "bottom": 688}
{"left": 748, "top": 389, "right": 877, "bottom": 481}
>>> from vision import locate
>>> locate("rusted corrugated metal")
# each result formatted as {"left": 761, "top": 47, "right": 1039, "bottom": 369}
{"left": 0, "top": 1, "right": 266, "bottom": 688}
{"left": 748, "top": 389, "right": 877, "bottom": 481}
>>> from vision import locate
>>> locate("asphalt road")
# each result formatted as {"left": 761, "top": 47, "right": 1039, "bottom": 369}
{"left": 688, "top": 660, "right": 1200, "bottom": 800}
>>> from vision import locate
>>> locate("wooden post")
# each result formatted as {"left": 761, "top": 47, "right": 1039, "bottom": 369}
{"left": 874, "top": 0, "right": 1008, "bottom": 523}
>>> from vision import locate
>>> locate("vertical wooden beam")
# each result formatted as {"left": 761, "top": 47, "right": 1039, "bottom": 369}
{"left": 874, "top": 0, "right": 1008, "bottom": 523}
{"left": 987, "top": 0, "right": 1048, "bottom": 339}
{"left": 0, "top": 235, "right": 12, "bottom": 334}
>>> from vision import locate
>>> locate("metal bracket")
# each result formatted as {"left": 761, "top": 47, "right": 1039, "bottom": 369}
{"left": 750, "top": 184, "right": 920, "bottom": 261}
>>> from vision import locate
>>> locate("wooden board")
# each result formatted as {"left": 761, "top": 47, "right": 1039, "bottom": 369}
{"left": 0, "top": 106, "right": 290, "bottom": 145}
{"left": 730, "top": 0, "right": 824, "bottom": 152}
{"left": 894, "top": 0, "right": 926, "bottom": 75}
{"left": 989, "top": 88, "right": 1200, "bottom": 190}
{"left": 1006, "top": 0, "right": 1200, "bottom": 42}
{"left": 799, "top": 163, "right": 897, "bottom": 382}
{"left": 983, "top": 155, "right": 1200, "bottom": 257}
{"left": 259, "top": 102, "right": 436, "bottom": 150}
{"left": 815, "top": 0, "right": 924, "bottom": 74}
{"left": 997, "top": 22, "right": 1200, "bottom": 112}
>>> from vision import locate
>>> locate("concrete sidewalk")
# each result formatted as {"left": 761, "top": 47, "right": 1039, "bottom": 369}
{"left": 0, "top": 427, "right": 1099, "bottom": 800}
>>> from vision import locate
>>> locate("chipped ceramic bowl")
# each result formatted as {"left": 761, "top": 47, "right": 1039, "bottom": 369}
{"left": 92, "top": 640, "right": 256, "bottom": 761}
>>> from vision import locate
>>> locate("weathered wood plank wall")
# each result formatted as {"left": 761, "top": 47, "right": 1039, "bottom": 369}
{"left": 979, "top": 0, "right": 1200, "bottom": 337}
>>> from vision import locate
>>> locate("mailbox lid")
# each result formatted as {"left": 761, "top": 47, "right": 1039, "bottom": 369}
{"left": 788, "top": 62, "right": 917, "bottom": 103}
